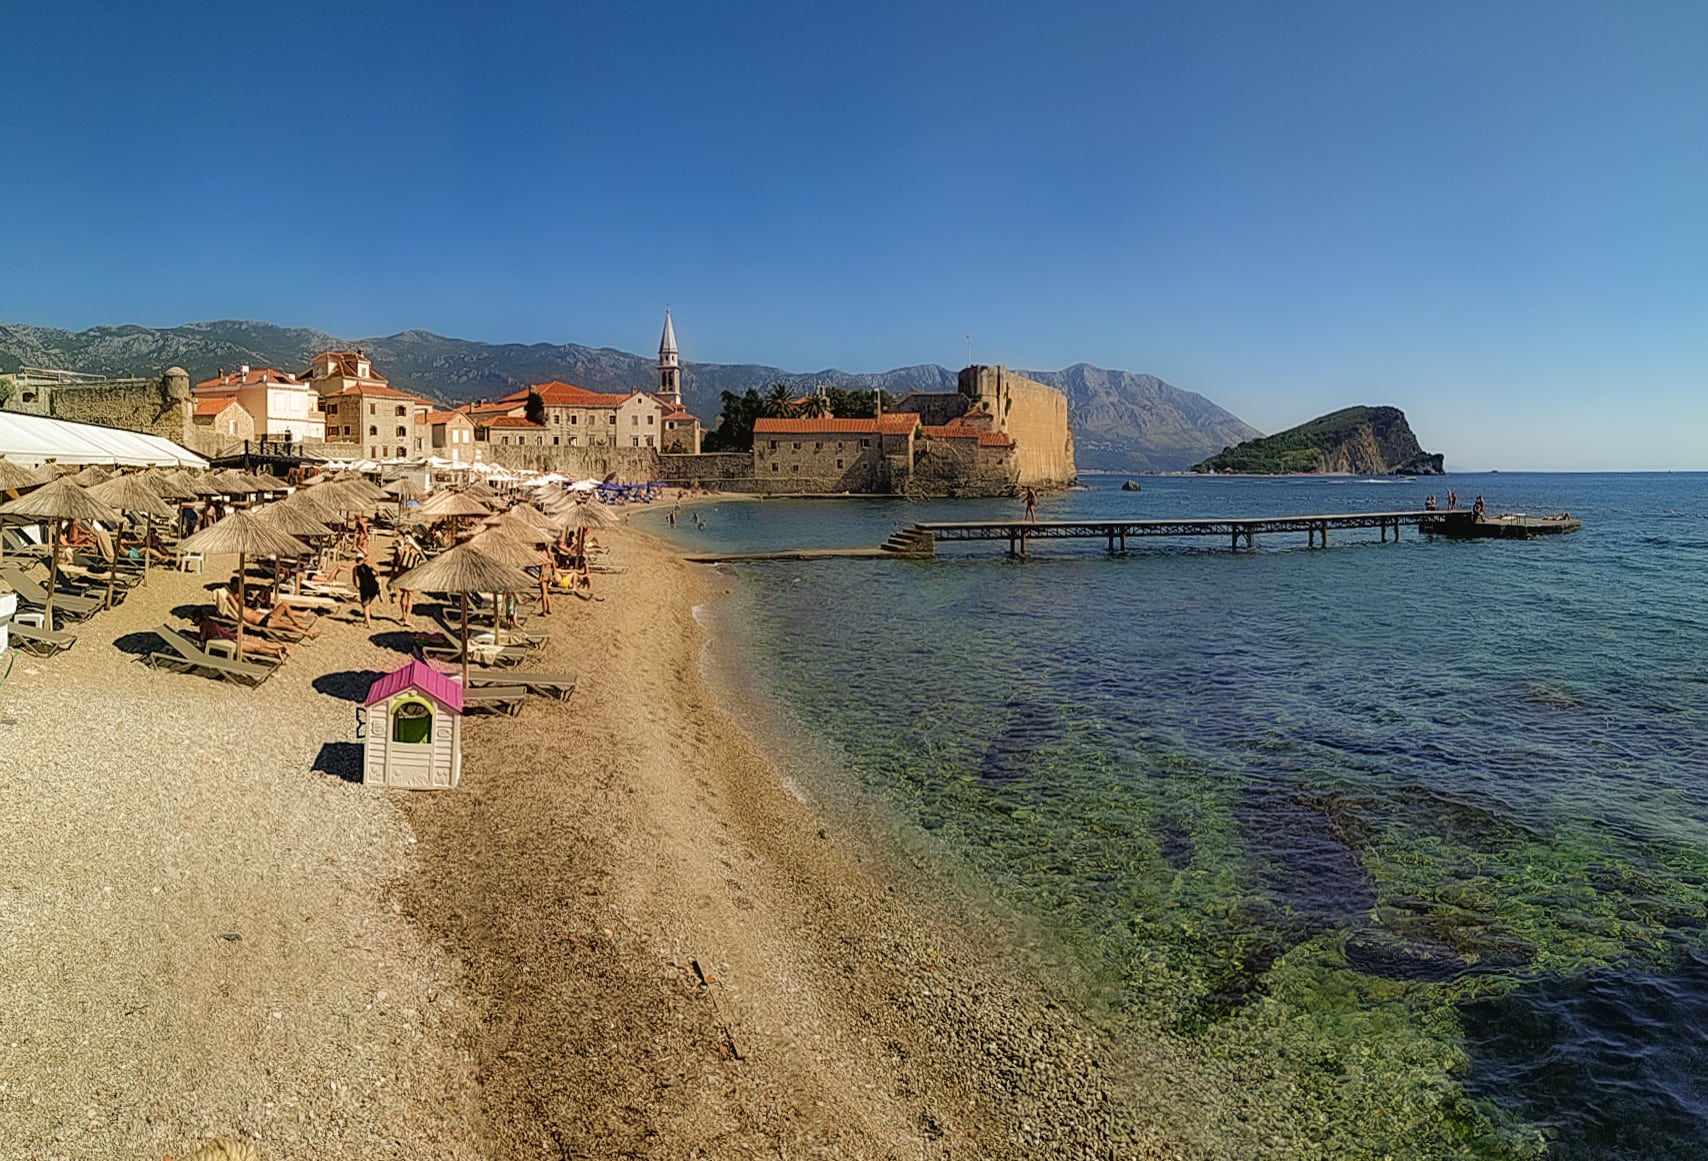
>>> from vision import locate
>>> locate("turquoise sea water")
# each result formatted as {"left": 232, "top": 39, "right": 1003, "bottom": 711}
{"left": 646, "top": 473, "right": 1708, "bottom": 1158}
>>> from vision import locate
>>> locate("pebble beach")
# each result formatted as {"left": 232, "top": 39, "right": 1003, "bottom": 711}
{"left": 1, "top": 526, "right": 1246, "bottom": 1160}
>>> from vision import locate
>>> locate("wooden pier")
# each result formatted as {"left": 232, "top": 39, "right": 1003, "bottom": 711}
{"left": 887, "top": 509, "right": 1581, "bottom": 557}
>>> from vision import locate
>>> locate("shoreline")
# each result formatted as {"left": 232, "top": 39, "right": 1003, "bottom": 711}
{"left": 394, "top": 531, "right": 1219, "bottom": 1157}
{"left": 1, "top": 523, "right": 1238, "bottom": 1159}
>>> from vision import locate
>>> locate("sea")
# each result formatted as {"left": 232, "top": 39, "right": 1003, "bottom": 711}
{"left": 642, "top": 472, "right": 1708, "bottom": 1160}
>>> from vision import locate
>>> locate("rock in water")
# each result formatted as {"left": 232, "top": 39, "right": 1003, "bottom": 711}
{"left": 1192, "top": 405, "right": 1444, "bottom": 475}
{"left": 1121, "top": 479, "right": 1141, "bottom": 491}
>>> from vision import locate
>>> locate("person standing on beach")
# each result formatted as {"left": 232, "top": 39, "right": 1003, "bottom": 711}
{"left": 353, "top": 556, "right": 381, "bottom": 628}
{"left": 1448, "top": 490, "right": 1458, "bottom": 510}
{"left": 1024, "top": 486, "right": 1038, "bottom": 523}
{"left": 539, "top": 555, "right": 558, "bottom": 614}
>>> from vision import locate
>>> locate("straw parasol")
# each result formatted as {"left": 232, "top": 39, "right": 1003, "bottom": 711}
{"left": 462, "top": 480, "right": 501, "bottom": 504}
{"left": 466, "top": 527, "right": 546, "bottom": 567}
{"left": 503, "top": 502, "right": 559, "bottom": 534}
{"left": 178, "top": 511, "right": 312, "bottom": 660}
{"left": 0, "top": 459, "right": 45, "bottom": 492}
{"left": 254, "top": 502, "right": 338, "bottom": 601}
{"left": 382, "top": 477, "right": 424, "bottom": 499}
{"left": 68, "top": 464, "right": 113, "bottom": 487}
{"left": 416, "top": 490, "right": 490, "bottom": 520}
{"left": 89, "top": 473, "right": 176, "bottom": 594}
{"left": 0, "top": 478, "right": 123, "bottom": 629}
{"left": 393, "top": 542, "right": 536, "bottom": 682}
{"left": 144, "top": 469, "right": 197, "bottom": 501}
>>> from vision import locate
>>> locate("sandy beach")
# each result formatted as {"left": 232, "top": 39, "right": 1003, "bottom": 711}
{"left": 1, "top": 526, "right": 1240, "bottom": 1160}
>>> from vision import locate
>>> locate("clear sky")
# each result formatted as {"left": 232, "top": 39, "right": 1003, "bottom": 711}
{"left": 2, "top": 1, "right": 1704, "bottom": 469}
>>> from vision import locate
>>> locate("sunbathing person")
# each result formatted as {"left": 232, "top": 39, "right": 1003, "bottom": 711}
{"left": 226, "top": 576, "right": 320, "bottom": 636}
{"left": 200, "top": 616, "right": 290, "bottom": 660}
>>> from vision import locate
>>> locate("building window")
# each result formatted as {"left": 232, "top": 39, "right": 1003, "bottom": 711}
{"left": 793, "top": 465, "right": 800, "bottom": 473}
{"left": 645, "top": 435, "right": 654, "bottom": 447}
{"left": 369, "top": 425, "right": 378, "bottom": 436}
{"left": 861, "top": 438, "right": 871, "bottom": 448}
{"left": 793, "top": 442, "right": 801, "bottom": 450}
{"left": 608, "top": 414, "right": 616, "bottom": 424}
{"left": 570, "top": 414, "right": 578, "bottom": 424}
{"left": 395, "top": 405, "right": 406, "bottom": 416}
{"left": 396, "top": 425, "right": 406, "bottom": 437}
{"left": 647, "top": 414, "right": 654, "bottom": 425}
{"left": 771, "top": 463, "right": 779, "bottom": 472}
{"left": 769, "top": 440, "right": 777, "bottom": 450}
{"left": 815, "top": 441, "right": 822, "bottom": 450}
{"left": 836, "top": 459, "right": 844, "bottom": 468}
{"left": 369, "top": 404, "right": 376, "bottom": 415}
{"left": 631, "top": 436, "right": 639, "bottom": 447}
{"left": 631, "top": 415, "right": 638, "bottom": 426}
{"left": 553, "top": 436, "right": 560, "bottom": 445}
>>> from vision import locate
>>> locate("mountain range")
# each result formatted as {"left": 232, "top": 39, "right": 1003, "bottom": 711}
{"left": 0, "top": 319, "right": 1262, "bottom": 472}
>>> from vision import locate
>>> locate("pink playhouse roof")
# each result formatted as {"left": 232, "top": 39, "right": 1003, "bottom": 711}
{"left": 365, "top": 658, "right": 464, "bottom": 713}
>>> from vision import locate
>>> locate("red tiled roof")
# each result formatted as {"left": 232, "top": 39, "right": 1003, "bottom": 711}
{"left": 754, "top": 415, "right": 920, "bottom": 436}
{"left": 309, "top": 350, "right": 389, "bottom": 382}
{"left": 498, "top": 381, "right": 647, "bottom": 409}
{"left": 416, "top": 410, "right": 473, "bottom": 426}
{"left": 978, "top": 432, "right": 1016, "bottom": 447}
{"left": 195, "top": 367, "right": 303, "bottom": 389}
{"left": 192, "top": 397, "right": 241, "bottom": 417}
{"left": 481, "top": 415, "right": 547, "bottom": 429}
{"left": 332, "top": 382, "right": 421, "bottom": 401}
{"left": 920, "top": 424, "right": 980, "bottom": 439}
{"left": 365, "top": 658, "right": 464, "bottom": 713}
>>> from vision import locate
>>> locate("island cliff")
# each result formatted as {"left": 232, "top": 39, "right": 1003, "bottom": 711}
{"left": 1192, "top": 406, "right": 1443, "bottom": 475}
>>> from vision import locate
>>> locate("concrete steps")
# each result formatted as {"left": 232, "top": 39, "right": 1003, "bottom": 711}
{"left": 880, "top": 526, "right": 936, "bottom": 557}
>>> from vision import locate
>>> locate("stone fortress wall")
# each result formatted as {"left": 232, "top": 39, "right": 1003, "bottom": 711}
{"left": 958, "top": 366, "right": 1075, "bottom": 488}
{"left": 0, "top": 367, "right": 233, "bottom": 456}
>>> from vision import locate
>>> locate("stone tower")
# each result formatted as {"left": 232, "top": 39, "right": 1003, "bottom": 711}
{"left": 657, "top": 310, "right": 681, "bottom": 407}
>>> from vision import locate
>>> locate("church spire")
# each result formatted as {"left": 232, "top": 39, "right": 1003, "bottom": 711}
{"left": 656, "top": 310, "right": 681, "bottom": 406}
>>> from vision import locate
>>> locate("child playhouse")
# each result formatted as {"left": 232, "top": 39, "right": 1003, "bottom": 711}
{"left": 362, "top": 659, "right": 463, "bottom": 789}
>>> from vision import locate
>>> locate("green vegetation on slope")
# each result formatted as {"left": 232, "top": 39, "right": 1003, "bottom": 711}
{"left": 1194, "top": 405, "right": 1439, "bottom": 475}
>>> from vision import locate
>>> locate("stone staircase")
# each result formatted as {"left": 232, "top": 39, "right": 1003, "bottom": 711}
{"left": 880, "top": 526, "right": 936, "bottom": 557}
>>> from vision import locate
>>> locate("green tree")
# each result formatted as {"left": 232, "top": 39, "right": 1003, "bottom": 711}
{"left": 524, "top": 390, "right": 545, "bottom": 425}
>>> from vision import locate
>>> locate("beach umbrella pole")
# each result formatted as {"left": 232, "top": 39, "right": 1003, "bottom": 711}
{"left": 236, "top": 551, "right": 247, "bottom": 661}
{"left": 46, "top": 520, "right": 59, "bottom": 631}
{"left": 461, "top": 592, "right": 470, "bottom": 684}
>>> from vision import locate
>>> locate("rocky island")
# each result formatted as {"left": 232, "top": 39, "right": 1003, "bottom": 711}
{"left": 1192, "top": 405, "right": 1443, "bottom": 475}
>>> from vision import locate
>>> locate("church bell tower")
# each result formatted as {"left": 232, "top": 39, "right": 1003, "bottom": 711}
{"left": 657, "top": 310, "right": 681, "bottom": 407}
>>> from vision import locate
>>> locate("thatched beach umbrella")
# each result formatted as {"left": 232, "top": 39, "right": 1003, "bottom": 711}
{"left": 383, "top": 477, "right": 425, "bottom": 522}
{"left": 255, "top": 502, "right": 337, "bottom": 601}
{"left": 143, "top": 469, "right": 197, "bottom": 501}
{"left": 0, "top": 459, "right": 45, "bottom": 492}
{"left": 89, "top": 473, "right": 176, "bottom": 594}
{"left": 416, "top": 490, "right": 490, "bottom": 520}
{"left": 178, "top": 510, "right": 310, "bottom": 661}
{"left": 68, "top": 464, "right": 113, "bottom": 487}
{"left": 0, "top": 478, "right": 122, "bottom": 629}
{"left": 462, "top": 480, "right": 500, "bottom": 504}
{"left": 502, "top": 502, "right": 558, "bottom": 535}
{"left": 393, "top": 543, "right": 536, "bottom": 683}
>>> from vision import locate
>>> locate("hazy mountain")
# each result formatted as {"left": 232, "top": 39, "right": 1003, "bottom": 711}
{"left": 0, "top": 319, "right": 1260, "bottom": 472}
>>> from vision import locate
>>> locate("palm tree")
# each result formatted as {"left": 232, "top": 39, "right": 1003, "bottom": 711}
{"left": 800, "top": 387, "right": 832, "bottom": 419}
{"left": 763, "top": 383, "right": 797, "bottom": 418}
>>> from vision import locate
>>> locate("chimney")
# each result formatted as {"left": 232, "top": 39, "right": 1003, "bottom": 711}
{"left": 239, "top": 364, "right": 249, "bottom": 376}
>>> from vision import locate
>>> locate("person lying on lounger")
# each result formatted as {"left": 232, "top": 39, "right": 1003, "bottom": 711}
{"left": 226, "top": 576, "right": 320, "bottom": 636}
{"left": 200, "top": 616, "right": 290, "bottom": 660}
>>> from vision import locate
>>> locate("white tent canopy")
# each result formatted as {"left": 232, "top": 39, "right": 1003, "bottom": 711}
{"left": 0, "top": 410, "right": 210, "bottom": 468}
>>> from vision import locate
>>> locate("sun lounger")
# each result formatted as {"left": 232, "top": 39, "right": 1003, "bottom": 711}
{"left": 8, "top": 621, "right": 76, "bottom": 657}
{"left": 1, "top": 528, "right": 52, "bottom": 559}
{"left": 0, "top": 566, "right": 105, "bottom": 622}
{"left": 144, "top": 624, "right": 279, "bottom": 686}
{"left": 467, "top": 670, "right": 578, "bottom": 701}
{"left": 419, "top": 638, "right": 529, "bottom": 667}
{"left": 460, "top": 685, "right": 529, "bottom": 715}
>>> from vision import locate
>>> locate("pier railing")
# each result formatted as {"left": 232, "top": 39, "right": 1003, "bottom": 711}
{"left": 911, "top": 510, "right": 1502, "bottom": 555}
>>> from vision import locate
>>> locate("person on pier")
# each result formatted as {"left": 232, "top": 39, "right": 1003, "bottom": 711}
{"left": 1472, "top": 495, "right": 1486, "bottom": 520}
{"left": 1024, "top": 486, "right": 1038, "bottom": 523}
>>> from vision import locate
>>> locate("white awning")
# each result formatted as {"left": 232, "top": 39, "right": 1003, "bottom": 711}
{"left": 0, "top": 410, "right": 210, "bottom": 468}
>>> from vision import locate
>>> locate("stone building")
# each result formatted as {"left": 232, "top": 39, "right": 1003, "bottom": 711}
{"left": 191, "top": 396, "right": 256, "bottom": 442}
{"left": 480, "top": 415, "right": 551, "bottom": 446}
{"left": 416, "top": 409, "right": 477, "bottom": 464}
{"left": 484, "top": 382, "right": 668, "bottom": 449}
{"left": 752, "top": 414, "right": 921, "bottom": 491}
{"left": 193, "top": 365, "right": 325, "bottom": 442}
{"left": 322, "top": 382, "right": 434, "bottom": 461}
{"left": 893, "top": 365, "right": 1075, "bottom": 488}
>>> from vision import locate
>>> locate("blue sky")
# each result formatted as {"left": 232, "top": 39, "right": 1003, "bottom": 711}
{"left": 2, "top": 1, "right": 1704, "bottom": 469}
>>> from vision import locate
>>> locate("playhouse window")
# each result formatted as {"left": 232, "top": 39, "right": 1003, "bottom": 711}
{"left": 393, "top": 700, "right": 433, "bottom": 744}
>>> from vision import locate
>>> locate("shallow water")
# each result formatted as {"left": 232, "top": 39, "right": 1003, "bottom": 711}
{"left": 648, "top": 473, "right": 1708, "bottom": 1158}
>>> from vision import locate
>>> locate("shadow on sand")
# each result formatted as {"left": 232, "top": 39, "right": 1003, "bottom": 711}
{"left": 312, "top": 741, "right": 364, "bottom": 784}
{"left": 313, "top": 669, "right": 388, "bottom": 703}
